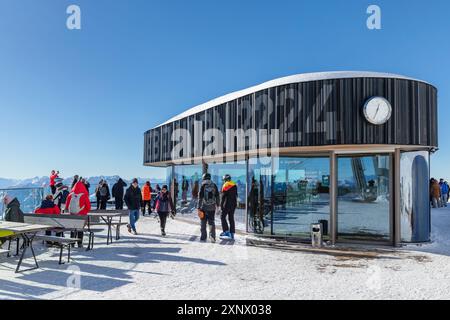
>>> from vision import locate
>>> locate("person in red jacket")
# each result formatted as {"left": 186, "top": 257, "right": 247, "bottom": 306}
{"left": 49, "top": 170, "right": 59, "bottom": 195}
{"left": 35, "top": 195, "right": 61, "bottom": 241}
{"left": 65, "top": 181, "right": 91, "bottom": 215}
{"left": 35, "top": 195, "right": 61, "bottom": 215}
{"left": 65, "top": 181, "right": 91, "bottom": 247}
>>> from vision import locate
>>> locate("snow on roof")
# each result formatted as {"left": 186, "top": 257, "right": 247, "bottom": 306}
{"left": 154, "top": 71, "right": 429, "bottom": 128}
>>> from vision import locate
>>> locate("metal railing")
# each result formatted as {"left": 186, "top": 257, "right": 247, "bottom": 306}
{"left": 0, "top": 187, "right": 45, "bottom": 219}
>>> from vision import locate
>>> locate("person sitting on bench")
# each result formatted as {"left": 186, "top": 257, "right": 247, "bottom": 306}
{"left": 35, "top": 194, "right": 62, "bottom": 243}
{"left": 35, "top": 195, "right": 61, "bottom": 215}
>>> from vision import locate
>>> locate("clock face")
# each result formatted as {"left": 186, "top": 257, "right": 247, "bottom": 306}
{"left": 363, "top": 97, "right": 392, "bottom": 125}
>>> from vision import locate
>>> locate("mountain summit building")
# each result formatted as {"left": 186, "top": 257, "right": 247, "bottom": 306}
{"left": 144, "top": 72, "right": 438, "bottom": 246}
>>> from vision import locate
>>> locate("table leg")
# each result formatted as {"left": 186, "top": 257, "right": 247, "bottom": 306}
{"left": 15, "top": 233, "right": 39, "bottom": 273}
{"left": 107, "top": 217, "right": 113, "bottom": 245}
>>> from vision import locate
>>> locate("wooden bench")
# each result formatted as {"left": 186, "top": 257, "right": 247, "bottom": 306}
{"left": 34, "top": 235, "right": 79, "bottom": 264}
{"left": 23, "top": 214, "right": 104, "bottom": 253}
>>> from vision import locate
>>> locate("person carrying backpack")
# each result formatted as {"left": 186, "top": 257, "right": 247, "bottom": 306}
{"left": 153, "top": 185, "right": 175, "bottom": 236}
{"left": 65, "top": 181, "right": 91, "bottom": 247}
{"left": 220, "top": 174, "right": 238, "bottom": 241}
{"left": 197, "top": 173, "right": 220, "bottom": 243}
{"left": 53, "top": 178, "right": 70, "bottom": 211}
{"left": 99, "top": 181, "right": 111, "bottom": 210}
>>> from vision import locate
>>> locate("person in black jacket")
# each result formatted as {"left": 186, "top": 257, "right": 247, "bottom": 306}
{"left": 112, "top": 178, "right": 127, "bottom": 210}
{"left": 124, "top": 178, "right": 142, "bottom": 235}
{"left": 99, "top": 181, "right": 111, "bottom": 210}
{"left": 220, "top": 174, "right": 238, "bottom": 240}
{"left": 197, "top": 173, "right": 220, "bottom": 243}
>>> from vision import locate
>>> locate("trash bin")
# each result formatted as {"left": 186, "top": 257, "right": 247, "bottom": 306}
{"left": 311, "top": 223, "right": 323, "bottom": 248}
{"left": 319, "top": 219, "right": 329, "bottom": 236}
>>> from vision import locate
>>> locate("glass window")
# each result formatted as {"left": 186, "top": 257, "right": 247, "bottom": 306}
{"left": 272, "top": 157, "right": 330, "bottom": 238}
{"left": 400, "top": 151, "right": 430, "bottom": 242}
{"left": 247, "top": 157, "right": 273, "bottom": 235}
{"left": 173, "top": 164, "right": 203, "bottom": 216}
{"left": 337, "top": 155, "right": 391, "bottom": 241}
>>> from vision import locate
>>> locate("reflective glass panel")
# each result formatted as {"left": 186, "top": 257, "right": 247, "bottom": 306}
{"left": 337, "top": 155, "right": 391, "bottom": 241}
{"left": 272, "top": 157, "right": 330, "bottom": 237}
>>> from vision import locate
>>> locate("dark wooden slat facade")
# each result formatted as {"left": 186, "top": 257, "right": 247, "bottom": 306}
{"left": 144, "top": 77, "right": 438, "bottom": 166}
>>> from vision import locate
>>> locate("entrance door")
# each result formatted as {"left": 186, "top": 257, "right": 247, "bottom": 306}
{"left": 337, "top": 154, "right": 392, "bottom": 242}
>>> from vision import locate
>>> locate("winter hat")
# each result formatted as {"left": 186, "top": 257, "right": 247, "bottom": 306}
{"left": 2, "top": 194, "right": 13, "bottom": 205}
{"left": 132, "top": 178, "right": 139, "bottom": 184}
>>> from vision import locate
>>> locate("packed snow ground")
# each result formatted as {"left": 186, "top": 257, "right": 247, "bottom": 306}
{"left": 1, "top": 208, "right": 450, "bottom": 300}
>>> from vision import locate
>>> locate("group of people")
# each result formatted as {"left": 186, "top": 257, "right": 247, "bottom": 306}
{"left": 2, "top": 169, "right": 239, "bottom": 247}
{"left": 430, "top": 178, "right": 450, "bottom": 208}
{"left": 116, "top": 173, "right": 239, "bottom": 243}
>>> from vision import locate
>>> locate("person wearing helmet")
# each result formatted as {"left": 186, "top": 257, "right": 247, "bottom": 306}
{"left": 220, "top": 174, "right": 238, "bottom": 240}
{"left": 197, "top": 172, "right": 220, "bottom": 242}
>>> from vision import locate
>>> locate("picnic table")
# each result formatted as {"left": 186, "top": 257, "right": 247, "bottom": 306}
{"left": 87, "top": 211, "right": 126, "bottom": 245}
{"left": 0, "top": 221, "right": 50, "bottom": 273}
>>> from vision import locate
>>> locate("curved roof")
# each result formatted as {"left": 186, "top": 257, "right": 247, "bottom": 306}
{"left": 156, "top": 71, "right": 430, "bottom": 128}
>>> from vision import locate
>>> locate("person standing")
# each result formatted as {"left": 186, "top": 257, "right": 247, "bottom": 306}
{"left": 124, "top": 178, "right": 142, "bottom": 235}
{"left": 430, "top": 178, "right": 441, "bottom": 208}
{"left": 50, "top": 170, "right": 59, "bottom": 195}
{"left": 65, "top": 181, "right": 91, "bottom": 247}
{"left": 141, "top": 181, "right": 152, "bottom": 216}
{"left": 53, "top": 178, "right": 70, "bottom": 211}
{"left": 191, "top": 174, "right": 200, "bottom": 210}
{"left": 197, "top": 173, "right": 220, "bottom": 243}
{"left": 219, "top": 174, "right": 238, "bottom": 240}
{"left": 154, "top": 185, "right": 175, "bottom": 236}
{"left": 71, "top": 175, "right": 79, "bottom": 190}
{"left": 99, "top": 181, "right": 111, "bottom": 210}
{"left": 81, "top": 178, "right": 90, "bottom": 194}
{"left": 441, "top": 180, "right": 449, "bottom": 207}
{"left": 112, "top": 178, "right": 127, "bottom": 210}
{"left": 95, "top": 179, "right": 104, "bottom": 210}
{"left": 181, "top": 176, "right": 189, "bottom": 204}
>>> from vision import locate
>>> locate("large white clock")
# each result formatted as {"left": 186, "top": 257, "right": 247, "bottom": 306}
{"left": 363, "top": 97, "right": 392, "bottom": 125}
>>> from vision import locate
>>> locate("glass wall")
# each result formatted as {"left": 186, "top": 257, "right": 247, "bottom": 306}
{"left": 337, "top": 155, "right": 391, "bottom": 241}
{"left": 1, "top": 187, "right": 45, "bottom": 218}
{"left": 173, "top": 164, "right": 203, "bottom": 216}
{"left": 247, "top": 157, "right": 272, "bottom": 235}
{"left": 400, "top": 151, "right": 430, "bottom": 242}
{"left": 272, "top": 157, "right": 330, "bottom": 238}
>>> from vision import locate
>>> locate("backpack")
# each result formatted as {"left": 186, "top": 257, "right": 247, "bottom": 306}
{"left": 203, "top": 183, "right": 217, "bottom": 207}
{"left": 100, "top": 185, "right": 108, "bottom": 197}
{"left": 68, "top": 193, "right": 85, "bottom": 214}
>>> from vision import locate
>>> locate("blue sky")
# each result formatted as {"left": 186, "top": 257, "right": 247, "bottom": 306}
{"left": 0, "top": 0, "right": 448, "bottom": 180}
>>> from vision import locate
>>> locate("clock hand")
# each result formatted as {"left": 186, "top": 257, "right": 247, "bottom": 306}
{"left": 374, "top": 104, "right": 380, "bottom": 119}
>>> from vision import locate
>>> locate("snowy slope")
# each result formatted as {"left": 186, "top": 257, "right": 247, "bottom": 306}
{"left": 1, "top": 207, "right": 450, "bottom": 300}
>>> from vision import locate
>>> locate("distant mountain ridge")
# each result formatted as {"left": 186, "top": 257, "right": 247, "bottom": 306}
{"left": 0, "top": 176, "right": 167, "bottom": 189}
